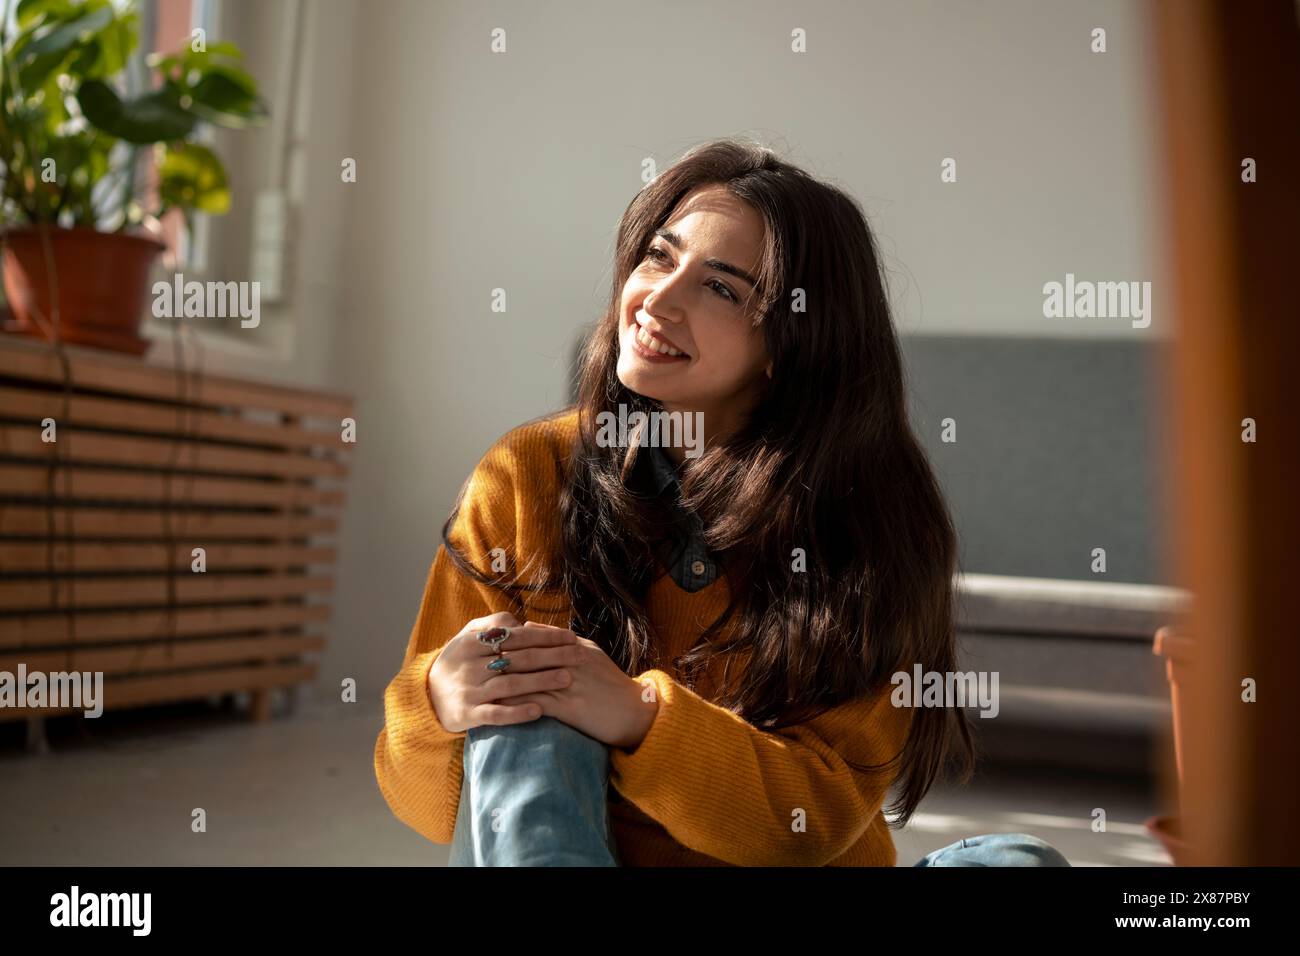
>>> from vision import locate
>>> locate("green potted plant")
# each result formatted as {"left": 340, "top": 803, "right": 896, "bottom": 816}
{"left": 0, "top": 0, "right": 267, "bottom": 354}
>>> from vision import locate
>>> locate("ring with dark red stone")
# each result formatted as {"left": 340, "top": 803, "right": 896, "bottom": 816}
{"left": 475, "top": 626, "right": 510, "bottom": 652}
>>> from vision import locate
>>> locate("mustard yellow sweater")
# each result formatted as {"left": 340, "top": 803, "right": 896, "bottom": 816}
{"left": 374, "top": 409, "right": 913, "bottom": 866}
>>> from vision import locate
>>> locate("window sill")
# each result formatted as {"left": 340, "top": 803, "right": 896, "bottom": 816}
{"left": 139, "top": 311, "right": 296, "bottom": 368}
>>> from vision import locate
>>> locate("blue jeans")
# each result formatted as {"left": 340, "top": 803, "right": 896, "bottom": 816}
{"left": 449, "top": 716, "right": 620, "bottom": 866}
{"left": 912, "top": 832, "right": 1072, "bottom": 866}
{"left": 448, "top": 716, "right": 1070, "bottom": 867}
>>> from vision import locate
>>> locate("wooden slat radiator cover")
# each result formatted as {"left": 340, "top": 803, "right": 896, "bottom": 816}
{"left": 0, "top": 334, "right": 354, "bottom": 722}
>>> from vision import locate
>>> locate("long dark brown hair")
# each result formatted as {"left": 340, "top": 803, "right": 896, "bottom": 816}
{"left": 442, "top": 138, "right": 975, "bottom": 827}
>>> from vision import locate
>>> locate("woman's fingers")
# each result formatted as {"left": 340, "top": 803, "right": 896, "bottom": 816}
{"left": 460, "top": 611, "right": 520, "bottom": 634}
{"left": 466, "top": 621, "right": 578, "bottom": 656}
{"left": 469, "top": 701, "right": 542, "bottom": 726}
{"left": 488, "top": 642, "right": 583, "bottom": 675}
{"left": 475, "top": 667, "right": 571, "bottom": 702}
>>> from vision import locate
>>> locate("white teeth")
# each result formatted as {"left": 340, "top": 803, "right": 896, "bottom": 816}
{"left": 635, "top": 324, "right": 683, "bottom": 357}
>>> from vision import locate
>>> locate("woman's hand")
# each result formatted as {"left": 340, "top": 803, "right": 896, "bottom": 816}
{"left": 494, "top": 621, "right": 661, "bottom": 750}
{"left": 426, "top": 612, "right": 580, "bottom": 733}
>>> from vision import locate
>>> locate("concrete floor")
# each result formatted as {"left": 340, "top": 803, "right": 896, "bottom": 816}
{"left": 0, "top": 697, "right": 1172, "bottom": 867}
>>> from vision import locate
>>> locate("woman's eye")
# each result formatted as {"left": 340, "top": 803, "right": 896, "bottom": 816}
{"left": 644, "top": 246, "right": 738, "bottom": 304}
{"left": 708, "top": 279, "right": 738, "bottom": 303}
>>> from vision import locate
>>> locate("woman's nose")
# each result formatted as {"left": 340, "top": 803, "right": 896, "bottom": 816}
{"left": 644, "top": 290, "right": 685, "bottom": 325}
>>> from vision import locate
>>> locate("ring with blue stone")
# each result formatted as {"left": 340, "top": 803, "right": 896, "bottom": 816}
{"left": 486, "top": 656, "right": 511, "bottom": 674}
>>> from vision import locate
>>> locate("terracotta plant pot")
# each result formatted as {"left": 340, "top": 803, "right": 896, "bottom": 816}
{"left": 1, "top": 225, "right": 165, "bottom": 355}
{"left": 1151, "top": 625, "right": 1195, "bottom": 864}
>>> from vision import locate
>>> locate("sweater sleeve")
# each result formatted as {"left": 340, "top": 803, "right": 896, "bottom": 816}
{"left": 373, "top": 438, "right": 524, "bottom": 845}
{"left": 371, "top": 549, "right": 475, "bottom": 844}
{"left": 609, "top": 668, "right": 913, "bottom": 866}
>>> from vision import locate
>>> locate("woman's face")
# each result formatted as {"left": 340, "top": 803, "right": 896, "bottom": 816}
{"left": 616, "top": 184, "right": 771, "bottom": 437}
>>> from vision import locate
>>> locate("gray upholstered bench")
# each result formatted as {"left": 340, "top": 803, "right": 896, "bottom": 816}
{"left": 954, "top": 573, "right": 1189, "bottom": 773}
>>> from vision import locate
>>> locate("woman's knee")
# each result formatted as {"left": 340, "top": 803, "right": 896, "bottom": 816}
{"left": 915, "top": 832, "right": 1071, "bottom": 867}
{"left": 967, "top": 832, "right": 1071, "bottom": 867}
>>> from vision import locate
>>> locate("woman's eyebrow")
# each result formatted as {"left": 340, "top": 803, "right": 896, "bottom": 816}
{"left": 654, "top": 228, "right": 759, "bottom": 288}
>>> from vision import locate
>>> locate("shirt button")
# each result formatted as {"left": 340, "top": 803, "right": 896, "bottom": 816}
{"left": 691, "top": 560, "right": 707, "bottom": 576}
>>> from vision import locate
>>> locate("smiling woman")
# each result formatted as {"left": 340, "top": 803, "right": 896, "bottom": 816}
{"left": 374, "top": 138, "right": 1070, "bottom": 867}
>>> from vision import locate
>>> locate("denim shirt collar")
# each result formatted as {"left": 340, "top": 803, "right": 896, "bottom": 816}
{"left": 647, "top": 443, "right": 685, "bottom": 496}
{"left": 643, "top": 446, "right": 717, "bottom": 591}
